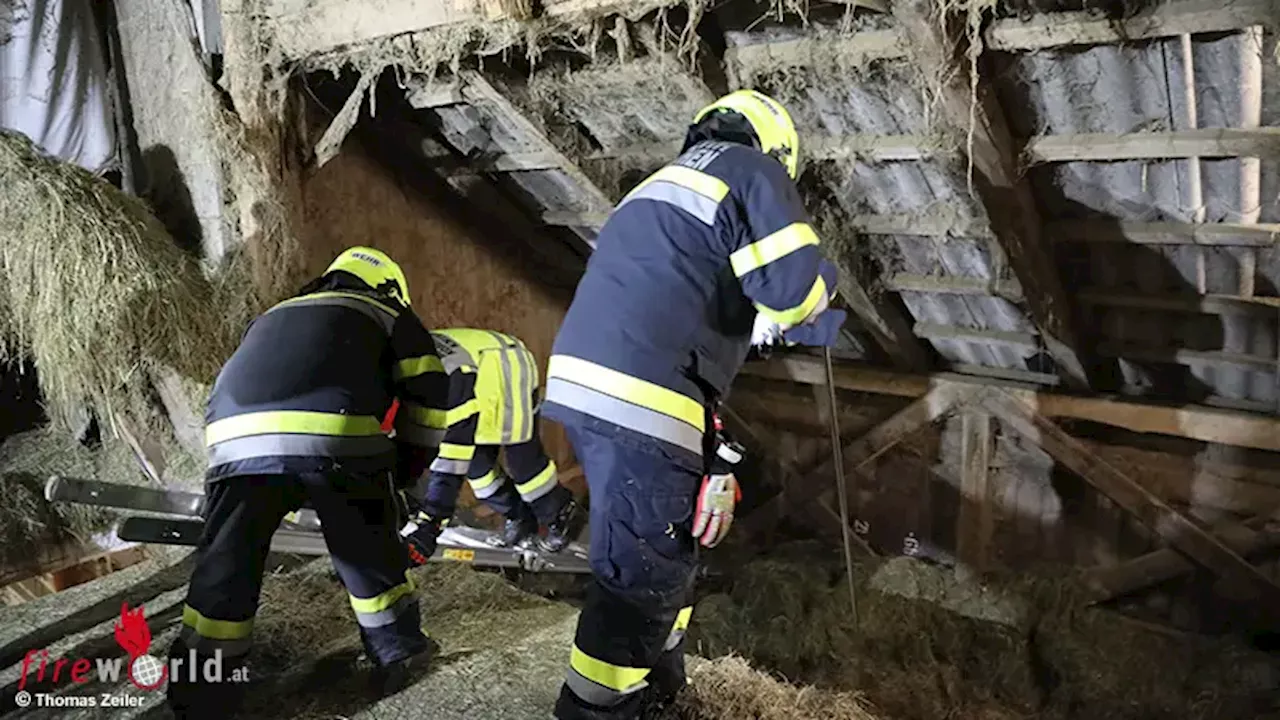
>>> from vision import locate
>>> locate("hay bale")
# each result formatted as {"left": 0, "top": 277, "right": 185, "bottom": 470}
{"left": 0, "top": 130, "right": 229, "bottom": 429}
{"left": 688, "top": 546, "right": 1280, "bottom": 720}
{"left": 0, "top": 427, "right": 148, "bottom": 570}
{"left": 870, "top": 556, "right": 1028, "bottom": 628}
{"left": 675, "top": 655, "right": 879, "bottom": 720}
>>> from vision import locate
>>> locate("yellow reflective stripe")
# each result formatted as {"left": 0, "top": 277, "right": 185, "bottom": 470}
{"left": 729, "top": 223, "right": 819, "bottom": 278}
{"left": 640, "top": 165, "right": 730, "bottom": 202}
{"left": 182, "top": 605, "right": 253, "bottom": 641}
{"left": 403, "top": 402, "right": 447, "bottom": 428}
{"left": 672, "top": 606, "right": 693, "bottom": 633}
{"left": 394, "top": 355, "right": 445, "bottom": 381}
{"left": 272, "top": 291, "right": 399, "bottom": 318}
{"left": 516, "top": 463, "right": 556, "bottom": 496}
{"left": 206, "top": 411, "right": 384, "bottom": 446}
{"left": 468, "top": 468, "right": 500, "bottom": 490}
{"left": 349, "top": 571, "right": 415, "bottom": 614}
{"left": 570, "top": 646, "right": 650, "bottom": 693}
{"left": 448, "top": 399, "right": 479, "bottom": 425}
{"left": 403, "top": 399, "right": 477, "bottom": 429}
{"left": 754, "top": 274, "right": 828, "bottom": 327}
{"left": 547, "top": 356, "right": 704, "bottom": 433}
{"left": 438, "top": 442, "right": 475, "bottom": 461}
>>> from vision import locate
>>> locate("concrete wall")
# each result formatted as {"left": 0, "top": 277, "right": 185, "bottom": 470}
{"left": 299, "top": 141, "right": 574, "bottom": 473}
{"left": 114, "top": 0, "right": 229, "bottom": 266}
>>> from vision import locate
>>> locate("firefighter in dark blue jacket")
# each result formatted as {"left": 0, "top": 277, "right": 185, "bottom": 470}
{"left": 166, "top": 247, "right": 449, "bottom": 719}
{"left": 543, "top": 90, "right": 847, "bottom": 719}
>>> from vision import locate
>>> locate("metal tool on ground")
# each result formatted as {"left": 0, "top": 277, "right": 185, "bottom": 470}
{"left": 823, "top": 346, "right": 859, "bottom": 622}
{"left": 47, "top": 475, "right": 593, "bottom": 574}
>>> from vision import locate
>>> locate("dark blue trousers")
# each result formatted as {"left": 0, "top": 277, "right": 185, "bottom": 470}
{"left": 554, "top": 424, "right": 702, "bottom": 719}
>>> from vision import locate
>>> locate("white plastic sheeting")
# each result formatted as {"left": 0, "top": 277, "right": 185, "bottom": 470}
{"left": 0, "top": 0, "right": 117, "bottom": 174}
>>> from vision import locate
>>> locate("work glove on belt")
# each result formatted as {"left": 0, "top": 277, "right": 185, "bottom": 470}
{"left": 400, "top": 511, "right": 447, "bottom": 566}
{"left": 693, "top": 415, "right": 745, "bottom": 548}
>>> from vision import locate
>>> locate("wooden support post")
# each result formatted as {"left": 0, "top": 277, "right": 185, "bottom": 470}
{"left": 982, "top": 388, "right": 1280, "bottom": 608}
{"left": 956, "top": 408, "right": 994, "bottom": 572}
{"left": 892, "top": 0, "right": 1095, "bottom": 390}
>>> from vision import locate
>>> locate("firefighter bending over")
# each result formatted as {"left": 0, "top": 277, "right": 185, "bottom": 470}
{"left": 399, "top": 328, "right": 585, "bottom": 561}
{"left": 166, "top": 247, "right": 448, "bottom": 718}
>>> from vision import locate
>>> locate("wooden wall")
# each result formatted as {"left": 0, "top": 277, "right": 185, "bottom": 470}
{"left": 299, "top": 141, "right": 574, "bottom": 474}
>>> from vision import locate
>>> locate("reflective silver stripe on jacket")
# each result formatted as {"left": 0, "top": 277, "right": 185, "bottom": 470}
{"left": 268, "top": 295, "right": 396, "bottom": 334}
{"left": 208, "top": 434, "right": 393, "bottom": 466}
{"left": 565, "top": 668, "right": 645, "bottom": 708}
{"left": 394, "top": 423, "right": 445, "bottom": 448}
{"left": 353, "top": 594, "right": 419, "bottom": 629}
{"left": 513, "top": 339, "right": 535, "bottom": 440}
{"left": 177, "top": 627, "right": 253, "bottom": 658}
{"left": 544, "top": 378, "right": 703, "bottom": 456}
{"left": 485, "top": 331, "right": 520, "bottom": 444}
{"left": 430, "top": 457, "right": 471, "bottom": 475}
{"left": 616, "top": 180, "right": 721, "bottom": 225}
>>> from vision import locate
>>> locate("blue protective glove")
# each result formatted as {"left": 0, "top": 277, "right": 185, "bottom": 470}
{"left": 783, "top": 309, "right": 848, "bottom": 347}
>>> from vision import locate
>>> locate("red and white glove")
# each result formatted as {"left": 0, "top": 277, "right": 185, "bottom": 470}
{"left": 693, "top": 417, "right": 745, "bottom": 548}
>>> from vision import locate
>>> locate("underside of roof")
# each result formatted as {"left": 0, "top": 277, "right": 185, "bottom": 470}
{"left": 282, "top": 0, "right": 1280, "bottom": 416}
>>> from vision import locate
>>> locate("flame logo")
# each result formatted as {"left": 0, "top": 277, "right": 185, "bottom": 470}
{"left": 114, "top": 603, "right": 169, "bottom": 690}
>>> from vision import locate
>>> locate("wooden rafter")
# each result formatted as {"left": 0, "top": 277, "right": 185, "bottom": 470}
{"left": 1083, "top": 516, "right": 1280, "bottom": 602}
{"left": 460, "top": 71, "right": 615, "bottom": 215}
{"left": 264, "top": 0, "right": 674, "bottom": 62}
{"left": 742, "top": 355, "right": 1280, "bottom": 452}
{"left": 888, "top": 274, "right": 1024, "bottom": 302}
{"left": 726, "top": 28, "right": 907, "bottom": 82}
{"left": 986, "top": 0, "right": 1277, "bottom": 51}
{"left": 745, "top": 380, "right": 973, "bottom": 525}
{"left": 1027, "top": 128, "right": 1280, "bottom": 163}
{"left": 982, "top": 388, "right": 1280, "bottom": 607}
{"left": 892, "top": 0, "right": 1095, "bottom": 390}
{"left": 1050, "top": 220, "right": 1280, "bottom": 246}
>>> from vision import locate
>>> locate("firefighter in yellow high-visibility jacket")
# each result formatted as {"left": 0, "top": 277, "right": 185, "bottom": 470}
{"left": 399, "top": 329, "right": 584, "bottom": 560}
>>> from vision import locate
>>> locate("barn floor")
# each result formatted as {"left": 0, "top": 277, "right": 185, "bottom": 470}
{"left": 2, "top": 542, "right": 1277, "bottom": 720}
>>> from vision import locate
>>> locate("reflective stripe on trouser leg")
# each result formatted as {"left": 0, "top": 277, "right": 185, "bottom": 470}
{"left": 503, "top": 436, "right": 568, "bottom": 525}
{"left": 179, "top": 605, "right": 253, "bottom": 658}
{"left": 663, "top": 606, "right": 694, "bottom": 652}
{"left": 304, "top": 472, "right": 429, "bottom": 665}
{"left": 466, "top": 451, "right": 521, "bottom": 518}
{"left": 350, "top": 572, "right": 418, "bottom": 627}
{"left": 175, "top": 475, "right": 300, "bottom": 664}
{"left": 566, "top": 646, "right": 651, "bottom": 707}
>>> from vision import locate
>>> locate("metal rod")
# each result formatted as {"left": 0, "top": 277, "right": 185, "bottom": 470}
{"left": 823, "top": 346, "right": 859, "bottom": 622}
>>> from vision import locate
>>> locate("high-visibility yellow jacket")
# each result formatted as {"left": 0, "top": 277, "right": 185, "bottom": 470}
{"left": 412, "top": 329, "right": 541, "bottom": 475}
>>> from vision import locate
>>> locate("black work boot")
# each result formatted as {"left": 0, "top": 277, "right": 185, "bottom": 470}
{"left": 497, "top": 509, "right": 539, "bottom": 548}
{"left": 537, "top": 498, "right": 586, "bottom": 553}
{"left": 369, "top": 636, "right": 439, "bottom": 699}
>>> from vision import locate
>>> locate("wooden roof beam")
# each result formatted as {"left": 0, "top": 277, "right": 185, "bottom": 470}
{"left": 892, "top": 0, "right": 1096, "bottom": 390}
{"left": 987, "top": 0, "right": 1277, "bottom": 52}
{"left": 264, "top": 0, "right": 674, "bottom": 62}
{"left": 1050, "top": 220, "right": 1280, "bottom": 246}
{"left": 1027, "top": 128, "right": 1280, "bottom": 163}
{"left": 741, "top": 354, "right": 1280, "bottom": 452}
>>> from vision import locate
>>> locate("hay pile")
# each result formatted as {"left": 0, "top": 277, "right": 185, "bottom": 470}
{"left": 689, "top": 543, "right": 1280, "bottom": 720}
{"left": 0, "top": 427, "right": 181, "bottom": 570}
{"left": 0, "top": 130, "right": 230, "bottom": 430}
{"left": 675, "top": 655, "right": 880, "bottom": 720}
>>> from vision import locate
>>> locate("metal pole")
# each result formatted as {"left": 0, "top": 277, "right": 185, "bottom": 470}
{"left": 823, "top": 347, "right": 859, "bottom": 622}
